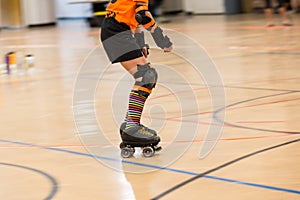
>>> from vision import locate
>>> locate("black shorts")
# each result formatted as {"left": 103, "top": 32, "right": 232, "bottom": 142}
{"left": 100, "top": 17, "right": 143, "bottom": 63}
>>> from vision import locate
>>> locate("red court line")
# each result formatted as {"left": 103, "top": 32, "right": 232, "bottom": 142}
{"left": 144, "top": 115, "right": 293, "bottom": 133}
{"left": 151, "top": 97, "right": 300, "bottom": 121}
{"left": 151, "top": 77, "right": 299, "bottom": 102}
{"left": 230, "top": 97, "right": 300, "bottom": 111}
{"left": 145, "top": 93, "right": 300, "bottom": 135}
{"left": 229, "top": 77, "right": 300, "bottom": 86}
{"left": 149, "top": 87, "right": 208, "bottom": 101}
{"left": 4, "top": 25, "right": 295, "bottom": 43}
{"left": 236, "top": 120, "right": 285, "bottom": 124}
{"left": 2, "top": 44, "right": 94, "bottom": 49}
{"left": 1, "top": 25, "right": 299, "bottom": 42}
{"left": 163, "top": 133, "right": 290, "bottom": 144}
{"left": 0, "top": 133, "right": 290, "bottom": 149}
{"left": 186, "top": 45, "right": 300, "bottom": 51}
{"left": 170, "top": 26, "right": 300, "bottom": 32}
{"left": 228, "top": 46, "right": 300, "bottom": 51}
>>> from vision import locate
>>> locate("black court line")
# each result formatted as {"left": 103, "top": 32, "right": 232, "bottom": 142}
{"left": 224, "top": 85, "right": 300, "bottom": 93}
{"left": 214, "top": 91, "right": 300, "bottom": 134}
{"left": 152, "top": 91, "right": 300, "bottom": 199}
{"left": 2, "top": 139, "right": 300, "bottom": 198}
{"left": 154, "top": 80, "right": 299, "bottom": 93}
{"left": 3, "top": 70, "right": 298, "bottom": 93}
{"left": 0, "top": 162, "right": 59, "bottom": 200}
{"left": 151, "top": 138, "right": 300, "bottom": 200}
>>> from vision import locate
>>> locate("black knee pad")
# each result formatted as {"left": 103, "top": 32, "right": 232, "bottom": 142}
{"left": 133, "top": 63, "right": 158, "bottom": 96}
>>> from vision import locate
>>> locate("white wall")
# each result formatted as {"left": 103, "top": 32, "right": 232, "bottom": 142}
{"left": 55, "top": 0, "right": 93, "bottom": 18}
{"left": 162, "top": 0, "right": 183, "bottom": 12}
{"left": 22, "top": 0, "right": 56, "bottom": 25}
{"left": 183, "top": 0, "right": 225, "bottom": 14}
{"left": 55, "top": 0, "right": 225, "bottom": 19}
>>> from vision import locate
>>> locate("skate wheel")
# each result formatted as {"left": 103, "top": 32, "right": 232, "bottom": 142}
{"left": 142, "top": 147, "right": 154, "bottom": 157}
{"left": 121, "top": 147, "right": 134, "bottom": 158}
{"left": 119, "top": 142, "right": 125, "bottom": 149}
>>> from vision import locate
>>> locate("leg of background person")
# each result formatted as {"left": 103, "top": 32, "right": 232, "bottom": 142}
{"left": 264, "top": 0, "right": 275, "bottom": 26}
{"left": 264, "top": 8, "right": 275, "bottom": 26}
{"left": 278, "top": 0, "right": 292, "bottom": 25}
{"left": 290, "top": 0, "right": 298, "bottom": 12}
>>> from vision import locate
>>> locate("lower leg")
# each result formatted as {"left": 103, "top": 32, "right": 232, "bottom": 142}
{"left": 125, "top": 90, "right": 148, "bottom": 129}
{"left": 278, "top": 7, "right": 292, "bottom": 25}
{"left": 121, "top": 57, "right": 148, "bottom": 128}
{"left": 125, "top": 63, "right": 157, "bottom": 129}
{"left": 264, "top": 8, "right": 275, "bottom": 26}
{"left": 290, "top": 0, "right": 298, "bottom": 12}
{"left": 120, "top": 57, "right": 158, "bottom": 135}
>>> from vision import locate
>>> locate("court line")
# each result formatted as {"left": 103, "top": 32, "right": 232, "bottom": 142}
{"left": 224, "top": 85, "right": 300, "bottom": 93}
{"left": 2, "top": 70, "right": 299, "bottom": 94}
{"left": 227, "top": 97, "right": 300, "bottom": 112}
{"left": 151, "top": 80, "right": 300, "bottom": 102}
{"left": 170, "top": 26, "right": 300, "bottom": 31}
{"left": 1, "top": 139, "right": 300, "bottom": 198}
{"left": 158, "top": 94, "right": 299, "bottom": 120}
{"left": 236, "top": 120, "right": 285, "bottom": 124}
{"left": 152, "top": 91, "right": 300, "bottom": 198}
{"left": 0, "top": 133, "right": 289, "bottom": 149}
{"left": 151, "top": 138, "right": 300, "bottom": 199}
{"left": 0, "top": 162, "right": 58, "bottom": 200}
{"left": 147, "top": 91, "right": 300, "bottom": 135}
{"left": 254, "top": 51, "right": 300, "bottom": 55}
{"left": 214, "top": 91, "right": 300, "bottom": 134}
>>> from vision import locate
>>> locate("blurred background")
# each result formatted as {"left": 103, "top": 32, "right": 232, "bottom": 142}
{"left": 0, "top": 0, "right": 298, "bottom": 28}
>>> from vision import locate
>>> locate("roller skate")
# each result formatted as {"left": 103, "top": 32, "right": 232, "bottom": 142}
{"left": 119, "top": 124, "right": 162, "bottom": 158}
{"left": 119, "top": 122, "right": 157, "bottom": 136}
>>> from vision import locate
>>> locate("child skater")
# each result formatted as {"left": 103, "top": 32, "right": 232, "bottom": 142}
{"left": 100, "top": 0, "right": 173, "bottom": 152}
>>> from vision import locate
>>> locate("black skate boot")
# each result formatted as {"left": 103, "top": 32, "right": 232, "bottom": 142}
{"left": 122, "top": 125, "right": 159, "bottom": 145}
{"left": 120, "top": 122, "right": 157, "bottom": 136}
{"left": 119, "top": 124, "right": 162, "bottom": 158}
{"left": 120, "top": 122, "right": 126, "bottom": 136}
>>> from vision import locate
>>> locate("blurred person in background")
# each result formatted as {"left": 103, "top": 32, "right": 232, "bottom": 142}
{"left": 288, "top": 0, "right": 300, "bottom": 13}
{"left": 264, "top": 0, "right": 292, "bottom": 26}
{"left": 149, "top": 0, "right": 170, "bottom": 23}
{"left": 149, "top": 0, "right": 163, "bottom": 18}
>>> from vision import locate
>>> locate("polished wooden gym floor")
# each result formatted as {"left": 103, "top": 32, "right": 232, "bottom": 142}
{"left": 0, "top": 13, "right": 299, "bottom": 200}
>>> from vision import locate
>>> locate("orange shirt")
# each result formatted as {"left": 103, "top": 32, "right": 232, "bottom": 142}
{"left": 106, "top": 0, "right": 149, "bottom": 30}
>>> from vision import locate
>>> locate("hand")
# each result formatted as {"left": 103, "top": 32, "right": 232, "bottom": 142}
{"left": 141, "top": 44, "right": 149, "bottom": 58}
{"left": 163, "top": 45, "right": 173, "bottom": 53}
{"left": 142, "top": 46, "right": 149, "bottom": 58}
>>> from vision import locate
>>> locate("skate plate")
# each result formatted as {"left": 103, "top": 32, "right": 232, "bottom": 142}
{"left": 120, "top": 142, "right": 161, "bottom": 158}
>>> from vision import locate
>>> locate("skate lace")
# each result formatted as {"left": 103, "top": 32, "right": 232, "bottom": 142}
{"left": 138, "top": 127, "right": 154, "bottom": 137}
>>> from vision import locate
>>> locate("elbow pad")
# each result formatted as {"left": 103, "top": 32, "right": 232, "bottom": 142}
{"left": 148, "top": 26, "right": 173, "bottom": 49}
{"left": 135, "top": 6, "right": 155, "bottom": 28}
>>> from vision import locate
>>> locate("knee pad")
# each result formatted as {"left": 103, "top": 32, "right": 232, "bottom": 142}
{"left": 133, "top": 63, "right": 158, "bottom": 97}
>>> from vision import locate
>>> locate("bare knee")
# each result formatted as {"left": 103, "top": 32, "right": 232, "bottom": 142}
{"left": 121, "top": 57, "right": 148, "bottom": 75}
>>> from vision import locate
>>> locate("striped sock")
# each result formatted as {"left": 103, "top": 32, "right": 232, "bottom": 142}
{"left": 125, "top": 90, "right": 147, "bottom": 129}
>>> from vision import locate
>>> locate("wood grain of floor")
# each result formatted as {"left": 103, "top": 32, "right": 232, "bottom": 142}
{"left": 0, "top": 13, "right": 299, "bottom": 200}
